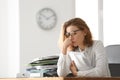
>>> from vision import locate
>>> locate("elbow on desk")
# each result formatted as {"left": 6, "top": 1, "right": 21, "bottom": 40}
{"left": 57, "top": 70, "right": 67, "bottom": 77}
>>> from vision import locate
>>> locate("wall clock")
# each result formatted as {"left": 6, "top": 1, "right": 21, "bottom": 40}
{"left": 36, "top": 8, "right": 57, "bottom": 30}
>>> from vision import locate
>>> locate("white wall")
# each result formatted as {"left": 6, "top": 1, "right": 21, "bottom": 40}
{"left": 0, "top": 0, "right": 19, "bottom": 78}
{"left": 0, "top": 0, "right": 9, "bottom": 78}
{"left": 19, "top": 0, "right": 75, "bottom": 73}
{"left": 7, "top": 0, "right": 20, "bottom": 77}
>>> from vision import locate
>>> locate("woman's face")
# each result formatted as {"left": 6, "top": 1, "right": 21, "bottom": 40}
{"left": 66, "top": 25, "right": 86, "bottom": 47}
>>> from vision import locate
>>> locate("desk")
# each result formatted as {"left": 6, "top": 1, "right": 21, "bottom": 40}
{"left": 0, "top": 77, "right": 120, "bottom": 80}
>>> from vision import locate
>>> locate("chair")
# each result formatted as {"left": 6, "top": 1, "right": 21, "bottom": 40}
{"left": 105, "top": 45, "right": 120, "bottom": 77}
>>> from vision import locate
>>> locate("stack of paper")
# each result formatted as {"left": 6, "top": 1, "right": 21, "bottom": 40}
{"left": 26, "top": 55, "right": 59, "bottom": 77}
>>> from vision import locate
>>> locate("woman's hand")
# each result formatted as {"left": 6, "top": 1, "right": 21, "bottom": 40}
{"left": 70, "top": 61, "right": 77, "bottom": 76}
{"left": 62, "top": 38, "right": 73, "bottom": 55}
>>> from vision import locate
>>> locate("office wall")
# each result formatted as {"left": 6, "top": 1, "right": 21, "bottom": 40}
{"left": 0, "top": 0, "right": 9, "bottom": 78}
{"left": 0, "top": 0, "right": 20, "bottom": 78}
{"left": 19, "top": 0, "right": 75, "bottom": 73}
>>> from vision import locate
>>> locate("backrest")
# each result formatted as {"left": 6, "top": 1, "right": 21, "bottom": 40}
{"left": 105, "top": 45, "right": 120, "bottom": 77}
{"left": 105, "top": 45, "right": 120, "bottom": 63}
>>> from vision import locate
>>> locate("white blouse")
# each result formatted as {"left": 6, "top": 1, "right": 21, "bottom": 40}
{"left": 57, "top": 40, "right": 111, "bottom": 77}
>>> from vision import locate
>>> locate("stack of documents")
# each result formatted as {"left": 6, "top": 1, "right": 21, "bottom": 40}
{"left": 26, "top": 55, "right": 59, "bottom": 77}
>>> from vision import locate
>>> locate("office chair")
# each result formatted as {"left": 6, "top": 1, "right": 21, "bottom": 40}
{"left": 105, "top": 45, "right": 120, "bottom": 77}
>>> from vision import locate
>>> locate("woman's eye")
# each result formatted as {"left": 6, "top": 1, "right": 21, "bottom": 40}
{"left": 72, "top": 32, "right": 76, "bottom": 35}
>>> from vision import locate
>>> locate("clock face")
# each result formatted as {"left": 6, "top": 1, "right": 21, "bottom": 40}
{"left": 36, "top": 8, "right": 57, "bottom": 30}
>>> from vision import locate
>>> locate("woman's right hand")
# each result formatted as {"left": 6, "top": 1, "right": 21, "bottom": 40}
{"left": 62, "top": 38, "right": 73, "bottom": 55}
{"left": 70, "top": 61, "right": 77, "bottom": 76}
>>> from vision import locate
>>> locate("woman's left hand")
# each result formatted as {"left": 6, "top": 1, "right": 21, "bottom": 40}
{"left": 70, "top": 61, "right": 77, "bottom": 76}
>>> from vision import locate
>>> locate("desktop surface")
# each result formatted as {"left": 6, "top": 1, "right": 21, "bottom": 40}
{"left": 0, "top": 77, "right": 120, "bottom": 80}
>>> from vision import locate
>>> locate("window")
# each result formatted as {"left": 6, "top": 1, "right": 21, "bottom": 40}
{"left": 76, "top": 0, "right": 120, "bottom": 46}
{"left": 104, "top": 0, "right": 120, "bottom": 46}
{"left": 75, "top": 0, "right": 99, "bottom": 40}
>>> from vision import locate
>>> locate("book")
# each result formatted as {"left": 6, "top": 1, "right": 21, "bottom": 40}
{"left": 27, "top": 65, "right": 57, "bottom": 70}
{"left": 28, "top": 55, "right": 59, "bottom": 66}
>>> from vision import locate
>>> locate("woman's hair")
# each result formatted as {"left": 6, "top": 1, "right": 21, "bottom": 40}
{"left": 58, "top": 17, "right": 93, "bottom": 50}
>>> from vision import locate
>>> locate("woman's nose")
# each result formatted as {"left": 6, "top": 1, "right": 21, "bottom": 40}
{"left": 69, "top": 35, "right": 74, "bottom": 40}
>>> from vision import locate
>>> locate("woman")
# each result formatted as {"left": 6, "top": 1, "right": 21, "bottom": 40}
{"left": 57, "top": 18, "right": 111, "bottom": 77}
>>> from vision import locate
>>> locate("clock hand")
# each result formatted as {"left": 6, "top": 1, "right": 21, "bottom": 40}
{"left": 47, "top": 14, "right": 55, "bottom": 20}
{"left": 40, "top": 13, "right": 47, "bottom": 19}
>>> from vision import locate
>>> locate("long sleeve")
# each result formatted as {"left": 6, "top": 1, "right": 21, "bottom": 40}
{"left": 57, "top": 53, "right": 71, "bottom": 77}
{"left": 57, "top": 40, "right": 111, "bottom": 77}
{"left": 77, "top": 41, "right": 111, "bottom": 77}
